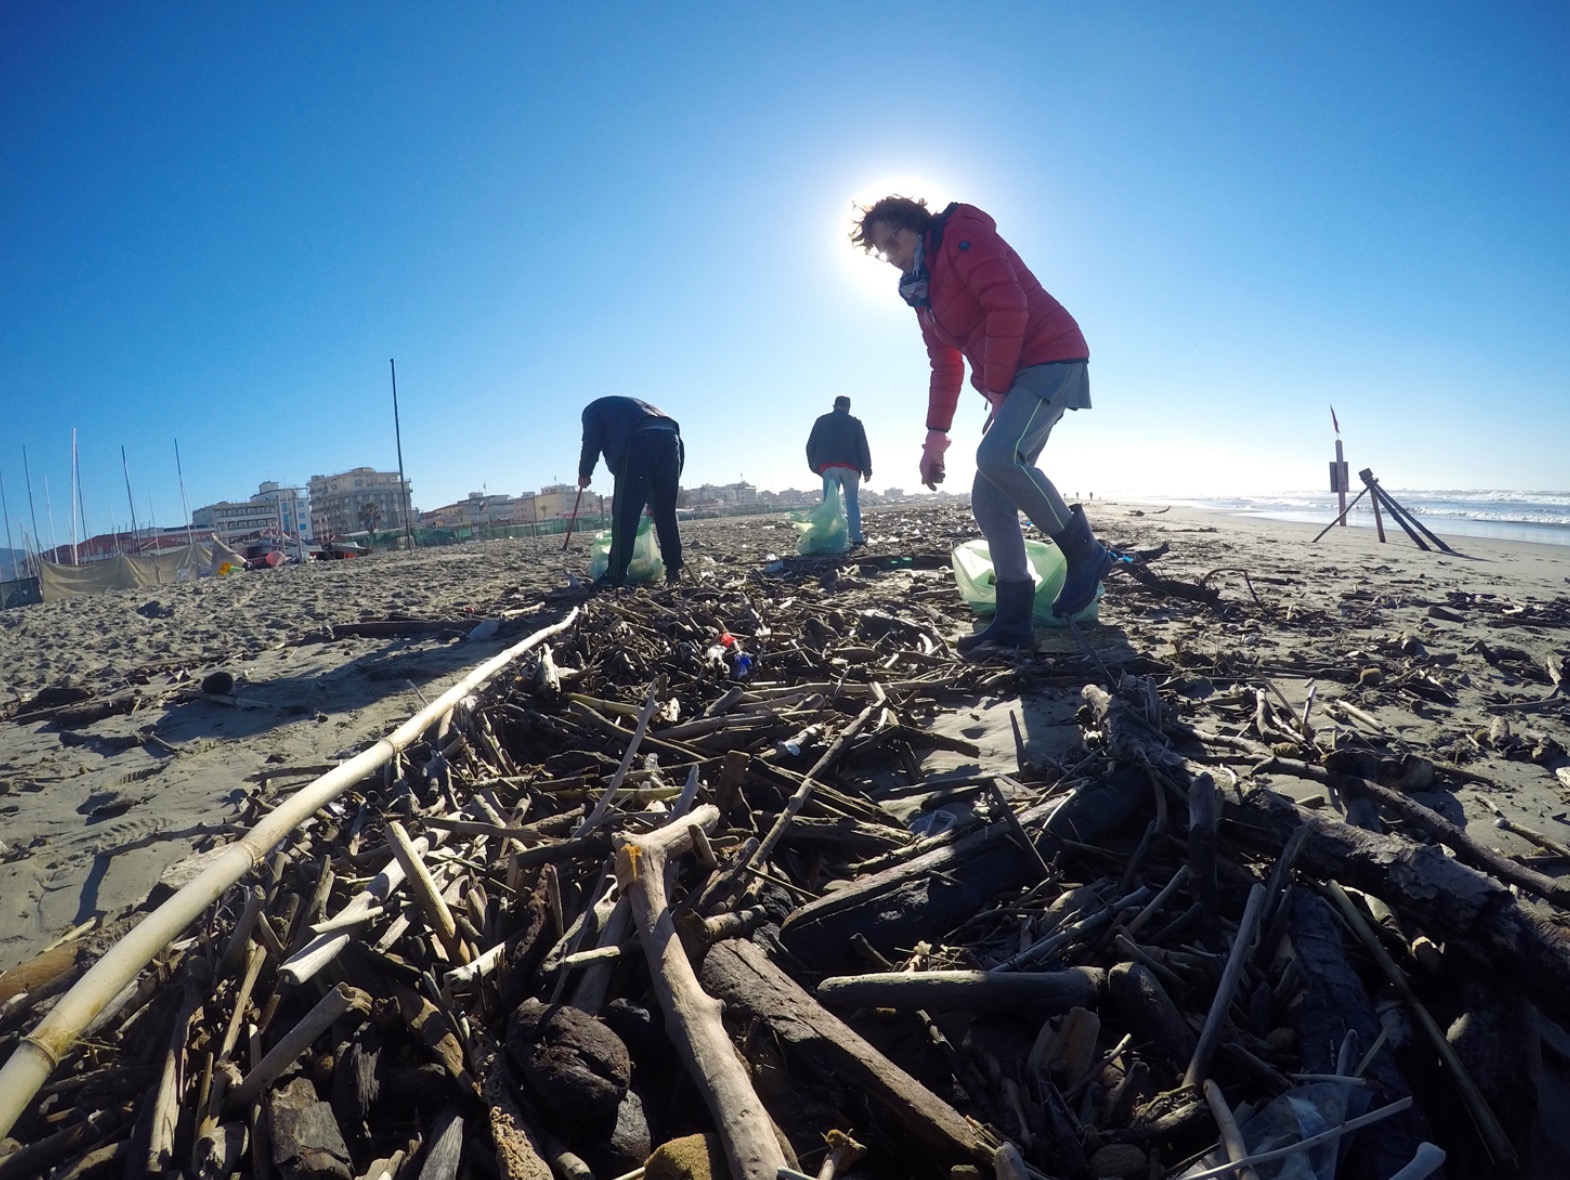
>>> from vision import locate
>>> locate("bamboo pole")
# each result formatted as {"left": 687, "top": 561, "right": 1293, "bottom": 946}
{"left": 0, "top": 608, "right": 578, "bottom": 1139}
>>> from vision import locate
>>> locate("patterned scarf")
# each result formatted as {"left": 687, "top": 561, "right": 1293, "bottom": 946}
{"left": 897, "top": 237, "right": 929, "bottom": 308}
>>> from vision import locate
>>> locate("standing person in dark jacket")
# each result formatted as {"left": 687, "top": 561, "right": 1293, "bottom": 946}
{"left": 851, "top": 195, "right": 1112, "bottom": 652}
{"left": 805, "top": 395, "right": 872, "bottom": 547}
{"left": 578, "top": 396, "right": 684, "bottom": 587}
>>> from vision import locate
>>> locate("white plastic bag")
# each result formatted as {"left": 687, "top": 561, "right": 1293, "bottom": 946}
{"left": 950, "top": 537, "right": 1101, "bottom": 626}
{"left": 587, "top": 516, "right": 666, "bottom": 583}
{"left": 790, "top": 481, "right": 850, "bottom": 556}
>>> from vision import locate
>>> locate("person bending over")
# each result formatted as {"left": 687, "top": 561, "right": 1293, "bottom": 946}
{"left": 851, "top": 195, "right": 1112, "bottom": 651}
{"left": 805, "top": 395, "right": 873, "bottom": 547}
{"left": 578, "top": 396, "right": 684, "bottom": 587}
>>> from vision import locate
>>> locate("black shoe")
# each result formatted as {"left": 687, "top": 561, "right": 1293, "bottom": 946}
{"left": 1049, "top": 505, "right": 1113, "bottom": 618}
{"left": 592, "top": 573, "right": 625, "bottom": 593}
{"left": 664, "top": 566, "right": 684, "bottom": 587}
{"left": 957, "top": 578, "right": 1036, "bottom": 654}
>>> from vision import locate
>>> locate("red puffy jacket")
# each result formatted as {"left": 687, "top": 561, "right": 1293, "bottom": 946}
{"left": 916, "top": 204, "right": 1088, "bottom": 431}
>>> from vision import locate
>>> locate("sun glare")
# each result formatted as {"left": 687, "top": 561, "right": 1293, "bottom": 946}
{"left": 834, "top": 172, "right": 951, "bottom": 301}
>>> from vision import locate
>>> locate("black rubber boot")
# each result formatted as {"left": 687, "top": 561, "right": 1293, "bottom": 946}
{"left": 957, "top": 577, "right": 1036, "bottom": 654}
{"left": 1050, "top": 504, "right": 1113, "bottom": 618}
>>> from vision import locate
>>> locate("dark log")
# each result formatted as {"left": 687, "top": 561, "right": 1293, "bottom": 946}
{"left": 775, "top": 815, "right": 909, "bottom": 859}
{"left": 1106, "top": 962, "right": 1196, "bottom": 1076}
{"left": 1278, "top": 890, "right": 1430, "bottom": 1180}
{"left": 815, "top": 968, "right": 1105, "bottom": 1017}
{"left": 1225, "top": 788, "right": 1570, "bottom": 1032}
{"left": 1437, "top": 952, "right": 1543, "bottom": 1178}
{"left": 779, "top": 768, "right": 1147, "bottom": 971}
{"left": 1187, "top": 774, "right": 1221, "bottom": 949}
{"left": 1258, "top": 755, "right": 1570, "bottom": 909}
{"left": 700, "top": 939, "right": 993, "bottom": 1167}
{"left": 267, "top": 1076, "right": 352, "bottom": 1180}
{"left": 414, "top": 1104, "right": 464, "bottom": 1180}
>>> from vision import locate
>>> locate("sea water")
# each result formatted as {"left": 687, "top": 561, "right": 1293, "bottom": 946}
{"left": 1148, "top": 490, "right": 1570, "bottom": 548}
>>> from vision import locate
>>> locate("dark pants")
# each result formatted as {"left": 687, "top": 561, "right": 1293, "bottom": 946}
{"left": 607, "top": 427, "right": 684, "bottom": 581}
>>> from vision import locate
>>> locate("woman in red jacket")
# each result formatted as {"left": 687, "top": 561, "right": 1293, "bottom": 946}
{"left": 852, "top": 195, "right": 1112, "bottom": 651}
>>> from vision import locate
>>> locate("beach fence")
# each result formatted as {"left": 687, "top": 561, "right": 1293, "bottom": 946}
{"left": 0, "top": 575, "right": 41, "bottom": 609}
{"left": 362, "top": 513, "right": 613, "bottom": 550}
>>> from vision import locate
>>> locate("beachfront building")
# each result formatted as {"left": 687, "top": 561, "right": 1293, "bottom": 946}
{"left": 193, "top": 482, "right": 313, "bottom": 548}
{"left": 533, "top": 483, "right": 582, "bottom": 520}
{"left": 421, "top": 491, "right": 538, "bottom": 531}
{"left": 308, "top": 468, "right": 413, "bottom": 540}
{"left": 685, "top": 481, "right": 758, "bottom": 510}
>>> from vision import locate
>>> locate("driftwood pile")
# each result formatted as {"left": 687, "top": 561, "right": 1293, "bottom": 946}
{"left": 2, "top": 532, "right": 1568, "bottom": 1180}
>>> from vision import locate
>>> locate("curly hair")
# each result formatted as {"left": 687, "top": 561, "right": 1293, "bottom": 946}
{"left": 849, "top": 195, "right": 934, "bottom": 253}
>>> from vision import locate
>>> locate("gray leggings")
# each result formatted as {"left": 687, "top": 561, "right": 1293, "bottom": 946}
{"left": 971, "top": 364, "right": 1085, "bottom": 582}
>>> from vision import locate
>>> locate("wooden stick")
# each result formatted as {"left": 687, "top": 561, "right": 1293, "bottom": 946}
{"left": 1184, "top": 883, "right": 1266, "bottom": 1088}
{"left": 1180, "top": 1097, "right": 1414, "bottom": 1180}
{"left": 738, "top": 686, "right": 885, "bottom": 900}
{"left": 990, "top": 776, "right": 1053, "bottom": 882}
{"left": 577, "top": 675, "right": 666, "bottom": 836}
{"left": 387, "top": 820, "right": 470, "bottom": 964}
{"left": 1310, "top": 484, "right": 1370, "bottom": 542}
{"left": 816, "top": 969, "right": 1105, "bottom": 1016}
{"left": 218, "top": 941, "right": 266, "bottom": 1063}
{"left": 1387, "top": 1142, "right": 1447, "bottom": 1180}
{"left": 1323, "top": 881, "right": 1516, "bottom": 1168}
{"left": 615, "top": 804, "right": 786, "bottom": 1180}
{"left": 1201, "top": 1079, "right": 1261, "bottom": 1180}
{"left": 227, "top": 984, "right": 372, "bottom": 1111}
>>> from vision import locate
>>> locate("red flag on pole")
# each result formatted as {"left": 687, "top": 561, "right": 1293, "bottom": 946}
{"left": 1330, "top": 405, "right": 1341, "bottom": 435}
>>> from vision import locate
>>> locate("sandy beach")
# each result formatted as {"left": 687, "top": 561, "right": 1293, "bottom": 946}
{"left": 2, "top": 500, "right": 1568, "bottom": 978}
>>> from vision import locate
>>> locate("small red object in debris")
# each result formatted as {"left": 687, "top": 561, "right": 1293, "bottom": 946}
{"left": 720, "top": 632, "right": 735, "bottom": 647}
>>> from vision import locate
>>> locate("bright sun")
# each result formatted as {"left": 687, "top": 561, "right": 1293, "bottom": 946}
{"left": 835, "top": 172, "right": 951, "bottom": 300}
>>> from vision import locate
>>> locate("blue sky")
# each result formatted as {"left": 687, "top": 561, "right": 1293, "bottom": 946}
{"left": 2, "top": 2, "right": 1566, "bottom": 546}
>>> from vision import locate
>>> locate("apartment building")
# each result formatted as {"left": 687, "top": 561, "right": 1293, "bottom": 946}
{"left": 422, "top": 491, "right": 538, "bottom": 530}
{"left": 308, "top": 468, "right": 413, "bottom": 539}
{"left": 192, "top": 482, "right": 312, "bottom": 547}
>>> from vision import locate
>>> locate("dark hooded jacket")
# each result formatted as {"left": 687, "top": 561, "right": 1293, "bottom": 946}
{"left": 806, "top": 405, "right": 872, "bottom": 478}
{"left": 578, "top": 397, "right": 679, "bottom": 481}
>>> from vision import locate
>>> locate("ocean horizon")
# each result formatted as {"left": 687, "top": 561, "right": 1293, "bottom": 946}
{"left": 1142, "top": 489, "right": 1570, "bottom": 548}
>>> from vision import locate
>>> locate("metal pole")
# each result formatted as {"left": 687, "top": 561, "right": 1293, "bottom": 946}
{"left": 23, "top": 446, "right": 42, "bottom": 574}
{"left": 174, "top": 438, "right": 196, "bottom": 548}
{"left": 44, "top": 476, "right": 58, "bottom": 561}
{"left": 70, "top": 429, "right": 80, "bottom": 564}
{"left": 0, "top": 469, "right": 16, "bottom": 576}
{"left": 390, "top": 359, "right": 414, "bottom": 551}
{"left": 120, "top": 446, "right": 140, "bottom": 551}
{"left": 561, "top": 488, "right": 585, "bottom": 552}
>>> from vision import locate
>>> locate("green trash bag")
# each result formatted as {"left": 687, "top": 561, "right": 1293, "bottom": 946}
{"left": 951, "top": 537, "right": 1101, "bottom": 627}
{"left": 588, "top": 516, "right": 667, "bottom": 584}
{"left": 790, "top": 480, "right": 850, "bottom": 556}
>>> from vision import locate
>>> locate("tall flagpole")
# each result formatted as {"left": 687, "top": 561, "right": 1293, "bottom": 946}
{"left": 121, "top": 446, "right": 140, "bottom": 551}
{"left": 1329, "top": 405, "right": 1348, "bottom": 527}
{"left": 0, "top": 470, "right": 15, "bottom": 578}
{"left": 389, "top": 359, "right": 413, "bottom": 550}
{"left": 174, "top": 438, "right": 196, "bottom": 548}
{"left": 23, "top": 447, "right": 43, "bottom": 574}
{"left": 70, "top": 429, "right": 80, "bottom": 564}
{"left": 44, "top": 476, "right": 58, "bottom": 562}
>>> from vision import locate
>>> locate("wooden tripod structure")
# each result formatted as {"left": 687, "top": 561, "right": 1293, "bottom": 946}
{"left": 1313, "top": 469, "right": 1455, "bottom": 553}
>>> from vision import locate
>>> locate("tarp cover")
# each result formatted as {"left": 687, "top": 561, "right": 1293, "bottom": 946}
{"left": 39, "top": 539, "right": 246, "bottom": 602}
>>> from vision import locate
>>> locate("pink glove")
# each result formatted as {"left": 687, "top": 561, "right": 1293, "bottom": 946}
{"left": 919, "top": 430, "right": 950, "bottom": 490}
